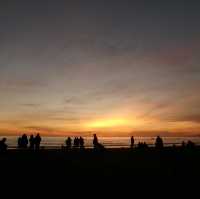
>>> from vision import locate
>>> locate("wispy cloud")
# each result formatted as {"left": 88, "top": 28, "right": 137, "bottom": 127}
{"left": 0, "top": 79, "right": 48, "bottom": 91}
{"left": 145, "top": 39, "right": 200, "bottom": 73}
{"left": 21, "top": 103, "right": 41, "bottom": 108}
{"left": 161, "top": 114, "right": 200, "bottom": 124}
{"left": 24, "top": 126, "right": 58, "bottom": 133}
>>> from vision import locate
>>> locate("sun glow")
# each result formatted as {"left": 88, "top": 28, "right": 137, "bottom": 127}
{"left": 85, "top": 118, "right": 133, "bottom": 129}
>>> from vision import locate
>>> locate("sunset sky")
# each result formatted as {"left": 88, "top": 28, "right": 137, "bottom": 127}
{"left": 0, "top": 0, "right": 200, "bottom": 136}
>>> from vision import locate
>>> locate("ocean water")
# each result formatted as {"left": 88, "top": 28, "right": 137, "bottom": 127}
{"left": 1, "top": 136, "right": 200, "bottom": 149}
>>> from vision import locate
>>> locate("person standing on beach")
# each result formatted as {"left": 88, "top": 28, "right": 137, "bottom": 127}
{"left": 93, "top": 134, "right": 105, "bottom": 151}
{"left": 0, "top": 138, "right": 7, "bottom": 152}
{"left": 18, "top": 137, "right": 22, "bottom": 148}
{"left": 29, "top": 134, "right": 35, "bottom": 150}
{"left": 35, "top": 134, "right": 41, "bottom": 150}
{"left": 155, "top": 136, "right": 163, "bottom": 149}
{"left": 21, "top": 134, "right": 28, "bottom": 148}
{"left": 79, "top": 137, "right": 84, "bottom": 149}
{"left": 131, "top": 136, "right": 134, "bottom": 148}
{"left": 73, "top": 137, "right": 77, "bottom": 148}
{"left": 93, "top": 134, "right": 98, "bottom": 148}
{"left": 66, "top": 137, "right": 72, "bottom": 150}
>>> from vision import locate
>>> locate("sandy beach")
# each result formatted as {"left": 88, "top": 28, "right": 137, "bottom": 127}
{"left": 1, "top": 147, "right": 200, "bottom": 178}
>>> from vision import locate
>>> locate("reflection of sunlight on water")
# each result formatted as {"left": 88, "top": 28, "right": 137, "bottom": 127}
{"left": 1, "top": 136, "right": 200, "bottom": 148}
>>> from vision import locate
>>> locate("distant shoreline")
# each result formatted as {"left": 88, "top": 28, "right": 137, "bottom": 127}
{"left": 1, "top": 135, "right": 200, "bottom": 138}
{"left": 1, "top": 135, "right": 200, "bottom": 149}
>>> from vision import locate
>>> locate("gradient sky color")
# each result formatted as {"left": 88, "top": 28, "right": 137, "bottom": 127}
{"left": 0, "top": 0, "right": 200, "bottom": 136}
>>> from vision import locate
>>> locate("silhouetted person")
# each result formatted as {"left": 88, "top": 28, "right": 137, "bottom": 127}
{"left": 131, "top": 136, "right": 134, "bottom": 148}
{"left": 93, "top": 134, "right": 98, "bottom": 148}
{"left": 181, "top": 141, "right": 186, "bottom": 149}
{"left": 76, "top": 137, "right": 80, "bottom": 147}
{"left": 18, "top": 137, "right": 22, "bottom": 148}
{"left": 35, "top": 133, "right": 41, "bottom": 150}
{"left": 137, "top": 142, "right": 141, "bottom": 148}
{"left": 93, "top": 134, "right": 105, "bottom": 151}
{"left": 74, "top": 137, "right": 78, "bottom": 148}
{"left": 73, "top": 137, "right": 76, "bottom": 147}
{"left": 65, "top": 137, "right": 72, "bottom": 150}
{"left": 0, "top": 138, "right": 7, "bottom": 153}
{"left": 79, "top": 137, "right": 84, "bottom": 149}
{"left": 21, "top": 134, "right": 28, "bottom": 148}
{"left": 155, "top": 136, "right": 163, "bottom": 149}
{"left": 29, "top": 134, "right": 35, "bottom": 149}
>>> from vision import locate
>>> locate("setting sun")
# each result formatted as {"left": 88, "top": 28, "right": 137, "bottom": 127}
{"left": 85, "top": 118, "right": 133, "bottom": 129}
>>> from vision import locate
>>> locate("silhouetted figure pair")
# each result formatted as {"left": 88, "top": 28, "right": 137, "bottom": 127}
{"left": 155, "top": 136, "right": 163, "bottom": 150}
{"left": 131, "top": 136, "right": 134, "bottom": 148}
{"left": 18, "top": 137, "right": 22, "bottom": 148}
{"left": 93, "top": 134, "right": 105, "bottom": 151}
{"left": 18, "top": 134, "right": 28, "bottom": 149}
{"left": 74, "top": 137, "right": 80, "bottom": 148}
{"left": 186, "top": 140, "right": 195, "bottom": 149}
{"left": 0, "top": 138, "right": 7, "bottom": 153}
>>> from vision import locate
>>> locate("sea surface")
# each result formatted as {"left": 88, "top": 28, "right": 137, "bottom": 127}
{"left": 1, "top": 136, "right": 200, "bottom": 149}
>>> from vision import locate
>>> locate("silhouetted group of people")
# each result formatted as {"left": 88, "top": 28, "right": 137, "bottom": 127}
{"left": 138, "top": 142, "right": 148, "bottom": 149}
{"left": 18, "top": 133, "right": 41, "bottom": 150}
{"left": 0, "top": 134, "right": 198, "bottom": 153}
{"left": 129, "top": 136, "right": 164, "bottom": 149}
{"left": 65, "top": 134, "right": 105, "bottom": 151}
{"left": 65, "top": 136, "right": 84, "bottom": 149}
{"left": 182, "top": 140, "right": 196, "bottom": 149}
{"left": 130, "top": 136, "right": 148, "bottom": 149}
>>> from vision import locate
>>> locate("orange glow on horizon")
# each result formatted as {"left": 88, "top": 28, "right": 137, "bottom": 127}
{"left": 85, "top": 118, "right": 138, "bottom": 129}
{"left": 1, "top": 116, "right": 200, "bottom": 137}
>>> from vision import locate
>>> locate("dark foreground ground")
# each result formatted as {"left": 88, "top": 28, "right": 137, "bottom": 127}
{"left": 0, "top": 147, "right": 199, "bottom": 194}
